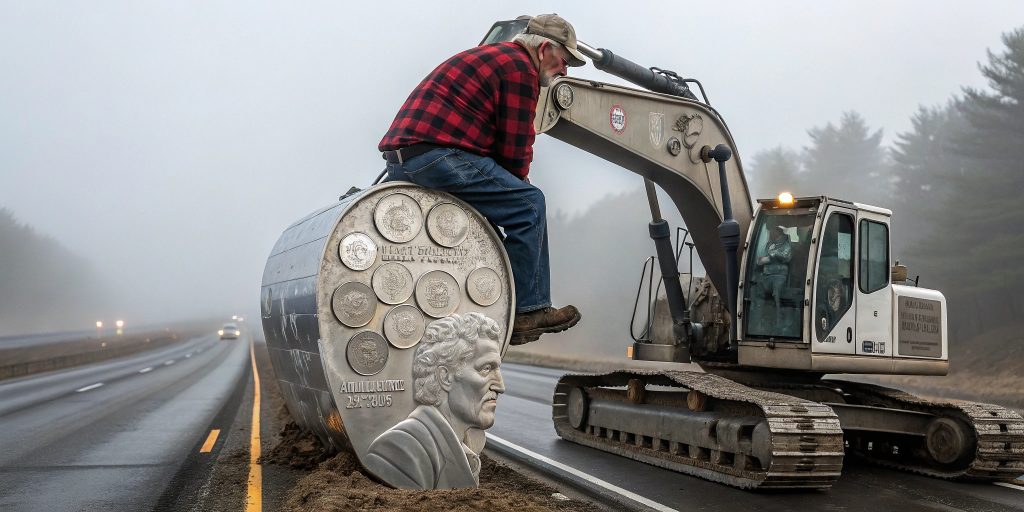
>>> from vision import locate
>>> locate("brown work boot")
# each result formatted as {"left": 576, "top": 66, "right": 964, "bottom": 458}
{"left": 509, "top": 305, "right": 581, "bottom": 345}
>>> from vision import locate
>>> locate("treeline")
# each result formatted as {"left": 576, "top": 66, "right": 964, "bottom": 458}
{"left": 745, "top": 27, "right": 1024, "bottom": 337}
{"left": 544, "top": 27, "right": 1023, "bottom": 354}
{"left": 0, "top": 208, "right": 112, "bottom": 335}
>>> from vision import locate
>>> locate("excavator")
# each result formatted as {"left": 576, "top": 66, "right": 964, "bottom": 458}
{"left": 479, "top": 17, "right": 1024, "bottom": 489}
{"left": 260, "top": 17, "right": 1024, "bottom": 492}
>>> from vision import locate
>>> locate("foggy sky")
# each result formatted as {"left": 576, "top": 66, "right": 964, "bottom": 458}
{"left": 2, "top": 1, "right": 1021, "bottom": 328}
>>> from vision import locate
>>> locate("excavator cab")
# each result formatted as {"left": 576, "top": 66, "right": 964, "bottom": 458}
{"left": 735, "top": 195, "right": 949, "bottom": 376}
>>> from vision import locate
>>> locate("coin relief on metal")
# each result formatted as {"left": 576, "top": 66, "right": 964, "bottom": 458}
{"left": 415, "top": 270, "right": 460, "bottom": 318}
{"left": 339, "top": 232, "right": 378, "bottom": 271}
{"left": 374, "top": 193, "right": 422, "bottom": 243}
{"left": 345, "top": 331, "right": 389, "bottom": 376}
{"left": 383, "top": 305, "right": 426, "bottom": 349}
{"left": 426, "top": 202, "right": 469, "bottom": 248}
{"left": 466, "top": 267, "right": 502, "bottom": 307}
{"left": 331, "top": 282, "right": 378, "bottom": 328}
{"left": 371, "top": 263, "right": 415, "bottom": 305}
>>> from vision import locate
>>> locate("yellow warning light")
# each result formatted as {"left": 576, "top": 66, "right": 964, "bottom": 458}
{"left": 777, "top": 192, "right": 795, "bottom": 206}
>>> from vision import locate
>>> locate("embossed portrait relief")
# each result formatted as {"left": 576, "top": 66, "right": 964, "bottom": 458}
{"left": 363, "top": 312, "right": 505, "bottom": 489}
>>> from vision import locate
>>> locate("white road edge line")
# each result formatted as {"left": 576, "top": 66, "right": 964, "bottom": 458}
{"left": 486, "top": 433, "right": 679, "bottom": 512}
{"left": 139, "top": 367, "right": 153, "bottom": 374}
{"left": 995, "top": 482, "right": 1024, "bottom": 491}
{"left": 76, "top": 383, "right": 104, "bottom": 393}
{"left": 164, "top": 360, "right": 175, "bottom": 365}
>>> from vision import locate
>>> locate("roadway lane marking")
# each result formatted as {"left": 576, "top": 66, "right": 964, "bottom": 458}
{"left": 76, "top": 383, "right": 104, "bottom": 393}
{"left": 139, "top": 367, "right": 153, "bottom": 374}
{"left": 995, "top": 482, "right": 1024, "bottom": 491}
{"left": 164, "top": 360, "right": 175, "bottom": 365}
{"left": 486, "top": 434, "right": 679, "bottom": 512}
{"left": 246, "top": 337, "right": 262, "bottom": 512}
{"left": 200, "top": 429, "right": 221, "bottom": 453}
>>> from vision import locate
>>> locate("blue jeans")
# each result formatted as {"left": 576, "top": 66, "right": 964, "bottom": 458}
{"left": 384, "top": 148, "right": 550, "bottom": 314}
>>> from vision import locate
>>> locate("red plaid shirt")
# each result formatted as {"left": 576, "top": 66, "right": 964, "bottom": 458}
{"left": 379, "top": 42, "right": 539, "bottom": 179}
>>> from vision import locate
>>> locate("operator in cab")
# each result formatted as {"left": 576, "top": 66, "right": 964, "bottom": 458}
{"left": 754, "top": 225, "right": 793, "bottom": 334}
{"left": 379, "top": 14, "right": 585, "bottom": 345}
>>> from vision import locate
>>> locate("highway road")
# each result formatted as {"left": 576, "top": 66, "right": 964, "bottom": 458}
{"left": 0, "top": 332, "right": 250, "bottom": 511}
{"left": 1, "top": 332, "right": 1020, "bottom": 512}
{"left": 491, "top": 362, "right": 1024, "bottom": 512}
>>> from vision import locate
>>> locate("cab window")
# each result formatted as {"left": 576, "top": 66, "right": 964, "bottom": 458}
{"left": 743, "top": 210, "right": 815, "bottom": 340}
{"left": 859, "top": 220, "right": 889, "bottom": 294}
{"left": 815, "top": 213, "right": 854, "bottom": 340}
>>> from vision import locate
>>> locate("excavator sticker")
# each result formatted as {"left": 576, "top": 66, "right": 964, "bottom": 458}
{"left": 610, "top": 104, "right": 627, "bottom": 134}
{"left": 649, "top": 112, "right": 664, "bottom": 147}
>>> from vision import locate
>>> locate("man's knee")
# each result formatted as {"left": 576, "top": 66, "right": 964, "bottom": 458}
{"left": 523, "top": 186, "right": 546, "bottom": 218}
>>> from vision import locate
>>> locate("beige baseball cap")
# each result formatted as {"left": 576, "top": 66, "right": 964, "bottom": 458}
{"left": 525, "top": 14, "right": 586, "bottom": 67}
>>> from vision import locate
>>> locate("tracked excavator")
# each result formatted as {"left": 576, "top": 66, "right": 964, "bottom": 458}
{"left": 260, "top": 18, "right": 1024, "bottom": 492}
{"left": 481, "top": 18, "right": 1024, "bottom": 489}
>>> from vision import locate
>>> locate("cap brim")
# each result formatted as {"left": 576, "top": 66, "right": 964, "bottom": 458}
{"left": 565, "top": 45, "right": 586, "bottom": 67}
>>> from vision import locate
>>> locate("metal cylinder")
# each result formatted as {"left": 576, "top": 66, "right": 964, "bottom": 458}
{"left": 260, "top": 182, "right": 514, "bottom": 463}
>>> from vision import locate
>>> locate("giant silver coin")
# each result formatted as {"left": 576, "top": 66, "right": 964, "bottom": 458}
{"left": 383, "top": 305, "right": 426, "bottom": 349}
{"left": 331, "top": 282, "right": 377, "bottom": 328}
{"left": 345, "top": 331, "right": 389, "bottom": 376}
{"left": 415, "top": 270, "right": 460, "bottom": 318}
{"left": 371, "top": 263, "right": 415, "bottom": 305}
{"left": 374, "top": 193, "right": 422, "bottom": 243}
{"left": 426, "top": 202, "right": 469, "bottom": 248}
{"left": 466, "top": 267, "right": 502, "bottom": 307}
{"left": 339, "top": 232, "right": 377, "bottom": 271}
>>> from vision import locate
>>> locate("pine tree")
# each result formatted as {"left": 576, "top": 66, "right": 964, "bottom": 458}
{"left": 911, "top": 27, "right": 1024, "bottom": 332}
{"left": 747, "top": 146, "right": 801, "bottom": 199}
{"left": 889, "top": 102, "right": 969, "bottom": 255}
{"left": 802, "top": 111, "right": 889, "bottom": 206}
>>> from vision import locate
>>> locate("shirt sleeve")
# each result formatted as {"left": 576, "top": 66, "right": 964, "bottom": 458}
{"left": 492, "top": 71, "right": 538, "bottom": 178}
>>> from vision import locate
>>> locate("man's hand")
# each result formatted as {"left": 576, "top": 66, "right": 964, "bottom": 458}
{"left": 523, "top": 175, "right": 531, "bottom": 184}
{"left": 758, "top": 256, "right": 769, "bottom": 265}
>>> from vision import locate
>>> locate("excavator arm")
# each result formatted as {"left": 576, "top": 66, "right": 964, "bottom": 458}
{"left": 535, "top": 76, "right": 753, "bottom": 299}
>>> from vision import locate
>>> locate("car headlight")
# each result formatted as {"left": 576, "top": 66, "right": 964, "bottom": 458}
{"left": 218, "top": 330, "right": 224, "bottom": 335}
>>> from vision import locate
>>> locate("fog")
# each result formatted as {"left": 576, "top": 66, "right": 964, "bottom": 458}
{"left": 2, "top": 1, "right": 1022, "bottom": 333}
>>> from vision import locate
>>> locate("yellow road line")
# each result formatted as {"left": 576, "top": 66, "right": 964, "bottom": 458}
{"left": 246, "top": 337, "right": 262, "bottom": 512}
{"left": 200, "top": 429, "right": 220, "bottom": 453}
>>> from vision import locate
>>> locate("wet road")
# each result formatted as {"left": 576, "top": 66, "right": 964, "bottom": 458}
{"left": 491, "top": 362, "right": 1024, "bottom": 512}
{"left": 0, "top": 332, "right": 250, "bottom": 511}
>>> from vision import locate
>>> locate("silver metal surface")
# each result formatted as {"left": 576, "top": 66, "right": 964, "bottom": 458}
{"left": 261, "top": 181, "right": 515, "bottom": 489}
{"left": 425, "top": 202, "right": 469, "bottom": 248}
{"left": 339, "top": 232, "right": 378, "bottom": 271}
{"left": 346, "top": 331, "right": 389, "bottom": 376}
{"left": 383, "top": 305, "right": 425, "bottom": 349}
{"left": 371, "top": 263, "right": 415, "bottom": 305}
{"left": 415, "top": 270, "right": 461, "bottom": 318}
{"left": 466, "top": 267, "right": 501, "bottom": 307}
{"left": 331, "top": 282, "right": 377, "bottom": 328}
{"left": 374, "top": 192, "right": 423, "bottom": 243}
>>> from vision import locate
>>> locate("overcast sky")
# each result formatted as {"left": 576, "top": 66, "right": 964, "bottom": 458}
{"left": 2, "top": 1, "right": 1022, "bottom": 327}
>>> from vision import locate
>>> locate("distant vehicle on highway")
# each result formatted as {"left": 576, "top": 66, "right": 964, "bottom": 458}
{"left": 218, "top": 323, "right": 241, "bottom": 340}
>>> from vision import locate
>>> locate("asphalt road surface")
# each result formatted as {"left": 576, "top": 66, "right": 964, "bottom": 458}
{"left": 491, "top": 362, "right": 1024, "bottom": 512}
{"left": 0, "top": 332, "right": 249, "bottom": 511}
{"left": 2, "top": 333, "right": 1020, "bottom": 512}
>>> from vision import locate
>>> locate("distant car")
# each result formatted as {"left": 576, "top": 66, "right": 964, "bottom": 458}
{"left": 219, "top": 323, "right": 241, "bottom": 340}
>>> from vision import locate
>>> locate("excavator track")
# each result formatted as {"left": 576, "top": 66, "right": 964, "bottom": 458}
{"left": 825, "top": 379, "right": 1024, "bottom": 481}
{"left": 552, "top": 370, "right": 844, "bottom": 489}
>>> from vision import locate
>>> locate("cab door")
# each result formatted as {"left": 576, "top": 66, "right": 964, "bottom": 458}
{"left": 812, "top": 206, "right": 857, "bottom": 354}
{"left": 855, "top": 212, "right": 893, "bottom": 356}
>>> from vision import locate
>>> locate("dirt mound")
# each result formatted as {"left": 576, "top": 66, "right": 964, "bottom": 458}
{"left": 281, "top": 450, "right": 592, "bottom": 512}
{"left": 259, "top": 416, "right": 333, "bottom": 470}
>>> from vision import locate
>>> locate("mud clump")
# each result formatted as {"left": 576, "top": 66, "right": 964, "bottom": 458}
{"left": 259, "top": 417, "right": 332, "bottom": 470}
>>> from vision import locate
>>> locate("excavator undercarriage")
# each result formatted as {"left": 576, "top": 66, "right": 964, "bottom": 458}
{"left": 554, "top": 370, "right": 1024, "bottom": 490}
